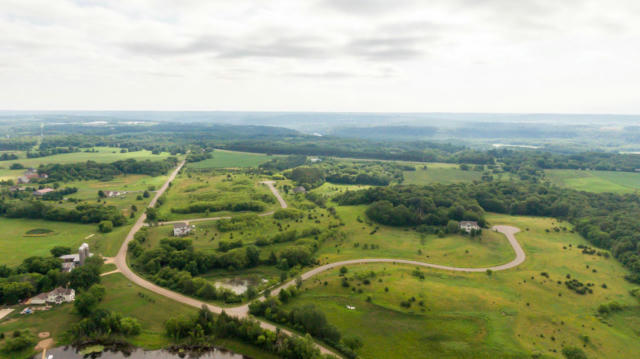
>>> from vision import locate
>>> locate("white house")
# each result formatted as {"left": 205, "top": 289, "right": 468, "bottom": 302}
{"left": 29, "top": 287, "right": 75, "bottom": 305}
{"left": 459, "top": 221, "right": 481, "bottom": 233}
{"left": 173, "top": 222, "right": 192, "bottom": 237}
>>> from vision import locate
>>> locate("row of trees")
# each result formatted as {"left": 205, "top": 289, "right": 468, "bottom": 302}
{"left": 0, "top": 200, "right": 126, "bottom": 226}
{"left": 165, "top": 306, "right": 334, "bottom": 359}
{"left": 38, "top": 157, "right": 178, "bottom": 182}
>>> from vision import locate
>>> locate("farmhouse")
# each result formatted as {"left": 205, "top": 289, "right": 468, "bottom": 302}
{"left": 17, "top": 176, "right": 30, "bottom": 184}
{"left": 292, "top": 186, "right": 307, "bottom": 194}
{"left": 29, "top": 287, "right": 75, "bottom": 305}
{"left": 33, "top": 188, "right": 55, "bottom": 196}
{"left": 59, "top": 243, "right": 92, "bottom": 272}
{"left": 173, "top": 222, "right": 193, "bottom": 237}
{"left": 104, "top": 190, "right": 123, "bottom": 198}
{"left": 459, "top": 221, "right": 480, "bottom": 233}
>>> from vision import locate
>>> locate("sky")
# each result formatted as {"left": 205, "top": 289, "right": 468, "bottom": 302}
{"left": 1, "top": 0, "right": 639, "bottom": 113}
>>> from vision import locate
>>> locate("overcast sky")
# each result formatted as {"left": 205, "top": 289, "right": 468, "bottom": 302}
{"left": 1, "top": 0, "right": 639, "bottom": 113}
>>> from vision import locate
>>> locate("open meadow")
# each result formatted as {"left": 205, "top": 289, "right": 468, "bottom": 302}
{"left": 545, "top": 169, "right": 640, "bottom": 193}
{"left": 280, "top": 214, "right": 640, "bottom": 359}
{"left": 187, "top": 150, "right": 273, "bottom": 169}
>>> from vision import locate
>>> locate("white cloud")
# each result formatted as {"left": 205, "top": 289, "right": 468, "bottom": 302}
{"left": 0, "top": 0, "right": 639, "bottom": 112}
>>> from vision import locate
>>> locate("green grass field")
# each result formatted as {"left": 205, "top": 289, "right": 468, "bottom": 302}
{"left": 403, "top": 163, "right": 484, "bottom": 185}
{"left": 157, "top": 172, "right": 279, "bottom": 220}
{"left": 314, "top": 205, "right": 515, "bottom": 268}
{"left": 280, "top": 214, "right": 640, "bottom": 359}
{"left": 187, "top": 150, "right": 273, "bottom": 169}
{"left": 0, "top": 217, "right": 134, "bottom": 266}
{"left": 0, "top": 147, "right": 171, "bottom": 180}
{"left": 546, "top": 169, "right": 640, "bottom": 193}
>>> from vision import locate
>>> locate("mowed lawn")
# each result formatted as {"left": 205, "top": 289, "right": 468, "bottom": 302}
{"left": 283, "top": 214, "right": 640, "bottom": 359}
{"left": 0, "top": 147, "right": 171, "bottom": 180}
{"left": 187, "top": 150, "right": 273, "bottom": 169}
{"left": 403, "top": 163, "right": 483, "bottom": 185}
{"left": 546, "top": 169, "right": 640, "bottom": 193}
{"left": 0, "top": 217, "right": 132, "bottom": 265}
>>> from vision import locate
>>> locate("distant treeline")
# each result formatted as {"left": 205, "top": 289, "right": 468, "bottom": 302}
{"left": 336, "top": 182, "right": 640, "bottom": 282}
{"left": 0, "top": 153, "right": 19, "bottom": 161}
{"left": 38, "top": 157, "right": 178, "bottom": 182}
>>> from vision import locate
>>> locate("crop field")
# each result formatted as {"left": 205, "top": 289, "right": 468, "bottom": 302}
{"left": 281, "top": 214, "right": 640, "bottom": 359}
{"left": 0, "top": 273, "right": 277, "bottom": 359}
{"left": 545, "top": 169, "right": 640, "bottom": 193}
{"left": 157, "top": 172, "right": 280, "bottom": 221}
{"left": 187, "top": 150, "right": 273, "bottom": 169}
{"left": 0, "top": 147, "right": 171, "bottom": 180}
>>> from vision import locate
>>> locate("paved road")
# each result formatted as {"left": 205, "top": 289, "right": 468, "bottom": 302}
{"left": 113, "top": 163, "right": 526, "bottom": 357}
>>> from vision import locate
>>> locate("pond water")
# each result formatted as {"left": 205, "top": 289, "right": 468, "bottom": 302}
{"left": 213, "top": 277, "right": 267, "bottom": 295}
{"left": 38, "top": 347, "right": 249, "bottom": 359}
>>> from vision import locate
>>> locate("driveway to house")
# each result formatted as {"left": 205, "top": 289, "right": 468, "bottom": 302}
{"left": 113, "top": 161, "right": 526, "bottom": 357}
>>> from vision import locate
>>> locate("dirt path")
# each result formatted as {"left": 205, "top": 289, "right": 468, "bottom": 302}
{"left": 113, "top": 162, "right": 526, "bottom": 357}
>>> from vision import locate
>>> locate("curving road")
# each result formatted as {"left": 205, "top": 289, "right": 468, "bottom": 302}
{"left": 113, "top": 162, "right": 526, "bottom": 357}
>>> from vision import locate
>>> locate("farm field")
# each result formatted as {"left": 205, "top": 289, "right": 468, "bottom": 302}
{"left": 0, "top": 147, "right": 171, "bottom": 180}
{"left": 187, "top": 150, "right": 273, "bottom": 169}
{"left": 545, "top": 169, "right": 640, "bottom": 193}
{"left": 281, "top": 214, "right": 640, "bottom": 359}
{"left": 0, "top": 217, "right": 132, "bottom": 266}
{"left": 0, "top": 273, "right": 278, "bottom": 359}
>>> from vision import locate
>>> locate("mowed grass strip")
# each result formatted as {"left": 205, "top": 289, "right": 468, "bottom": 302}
{"left": 546, "top": 169, "right": 640, "bottom": 193}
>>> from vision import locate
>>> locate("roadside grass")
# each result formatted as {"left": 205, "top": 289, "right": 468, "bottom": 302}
{"left": 0, "top": 273, "right": 278, "bottom": 359}
{"left": 281, "top": 214, "right": 640, "bottom": 359}
{"left": 157, "top": 172, "right": 280, "bottom": 221}
{"left": 187, "top": 150, "right": 273, "bottom": 169}
{"left": 0, "top": 218, "right": 132, "bottom": 266}
{"left": 545, "top": 169, "right": 640, "bottom": 193}
{"left": 314, "top": 205, "right": 515, "bottom": 268}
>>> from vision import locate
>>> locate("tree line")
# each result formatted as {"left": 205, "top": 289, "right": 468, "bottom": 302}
{"left": 37, "top": 157, "right": 178, "bottom": 182}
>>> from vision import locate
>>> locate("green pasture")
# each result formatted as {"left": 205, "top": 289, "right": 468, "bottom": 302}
{"left": 157, "top": 172, "right": 279, "bottom": 221}
{"left": 402, "top": 163, "right": 483, "bottom": 185}
{"left": 545, "top": 169, "right": 640, "bottom": 193}
{"left": 314, "top": 205, "right": 515, "bottom": 267}
{"left": 187, "top": 150, "right": 273, "bottom": 169}
{"left": 282, "top": 214, "right": 640, "bottom": 359}
{"left": 0, "top": 217, "right": 132, "bottom": 265}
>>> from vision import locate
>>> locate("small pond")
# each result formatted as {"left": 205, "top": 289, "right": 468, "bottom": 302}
{"left": 37, "top": 346, "right": 249, "bottom": 359}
